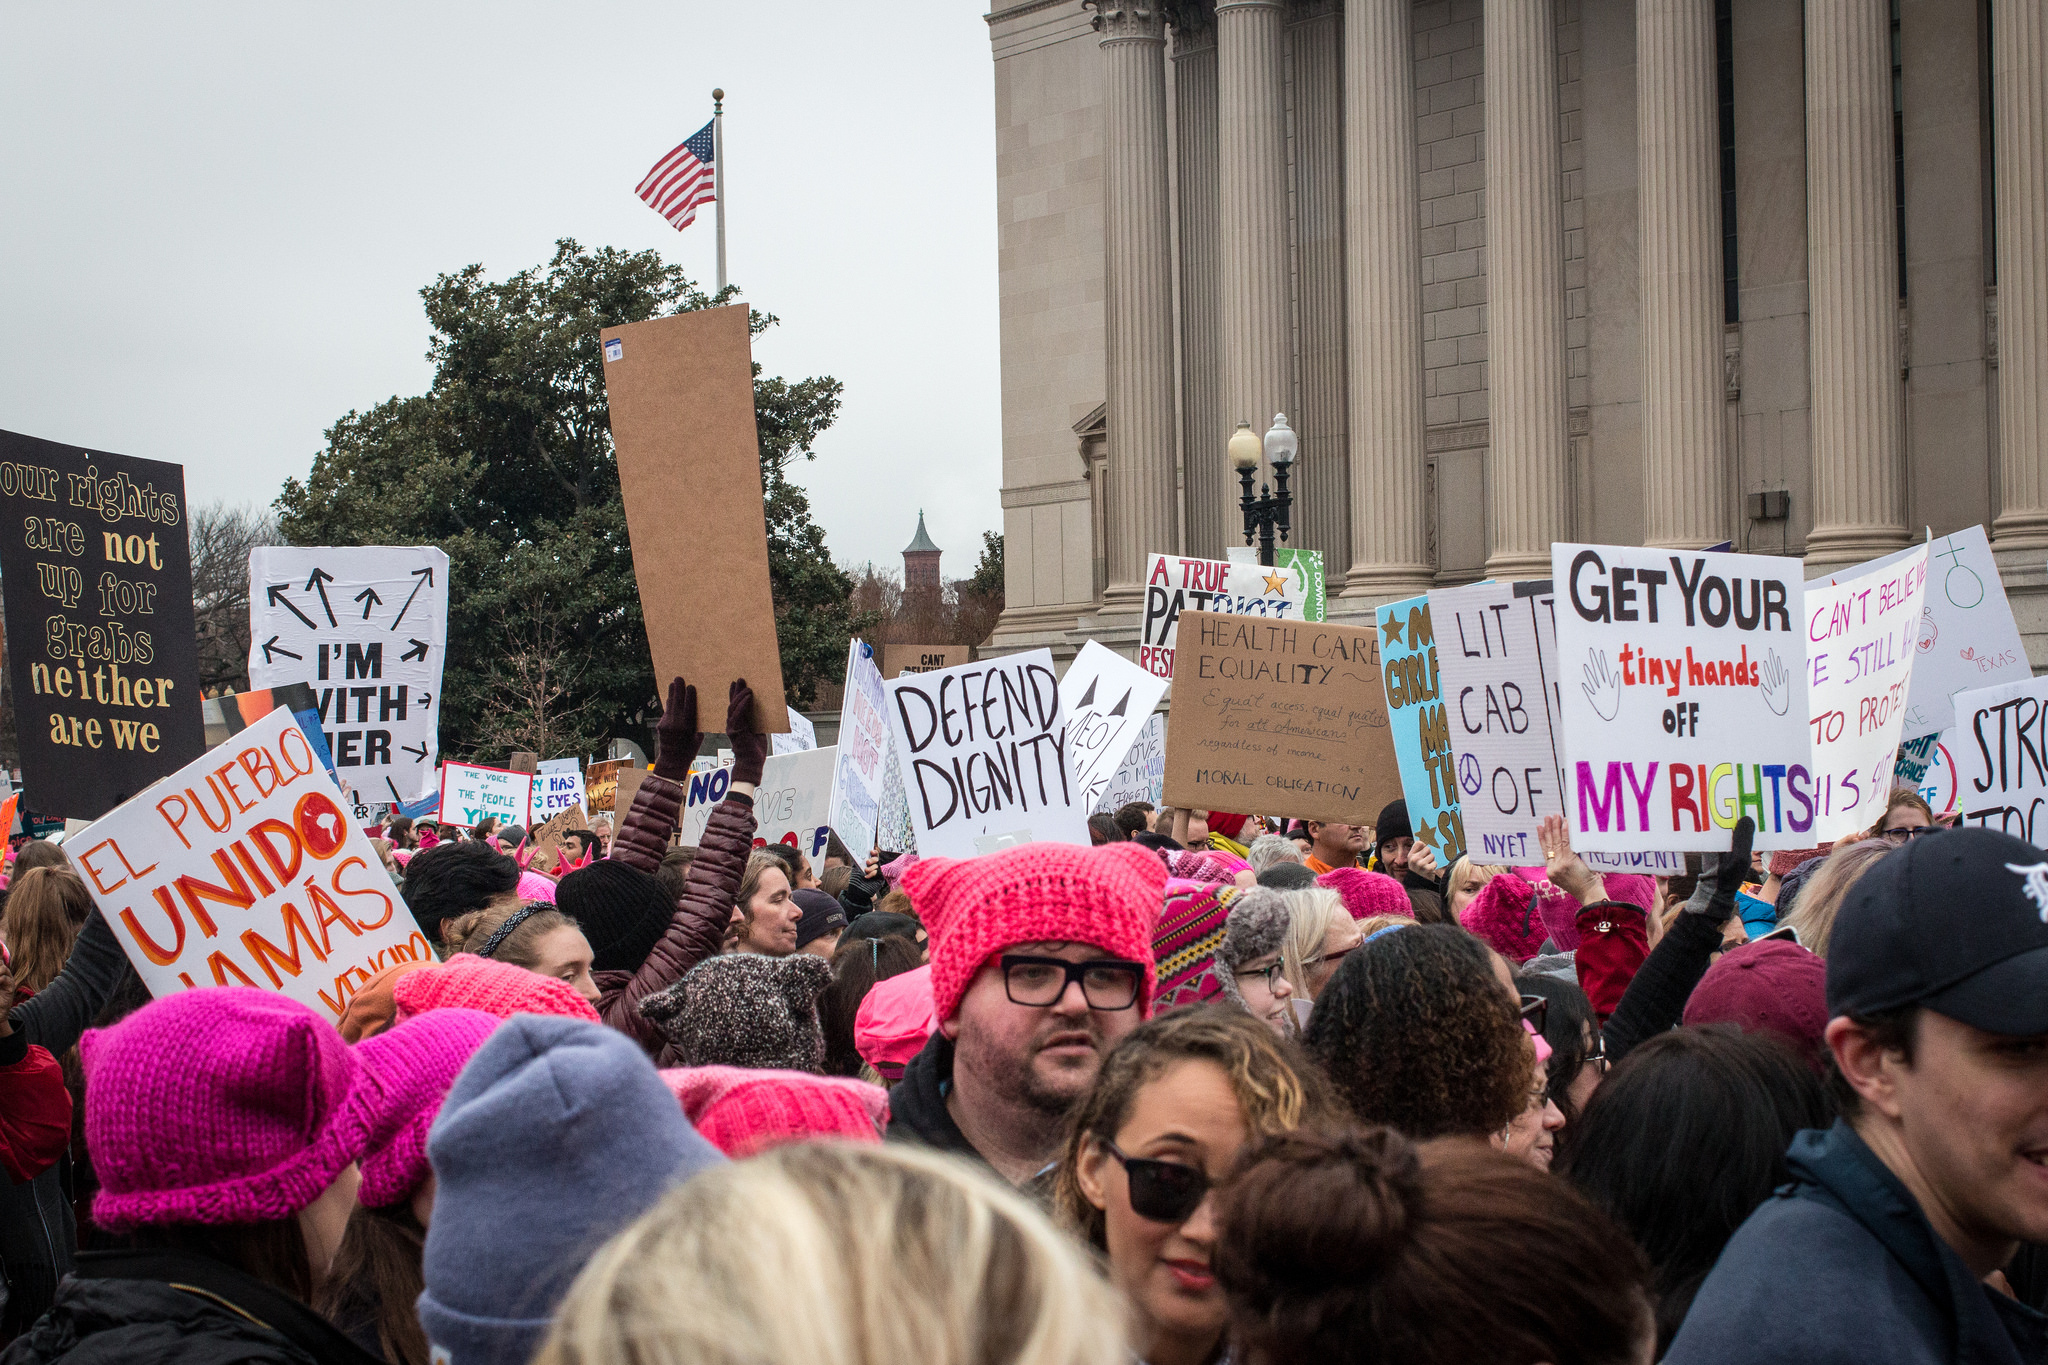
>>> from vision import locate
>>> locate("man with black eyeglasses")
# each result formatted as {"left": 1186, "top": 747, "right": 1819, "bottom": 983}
{"left": 889, "top": 842, "right": 1166, "bottom": 1189}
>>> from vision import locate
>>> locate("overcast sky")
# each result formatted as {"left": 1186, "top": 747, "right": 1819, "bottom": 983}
{"left": 0, "top": 2, "right": 1001, "bottom": 575}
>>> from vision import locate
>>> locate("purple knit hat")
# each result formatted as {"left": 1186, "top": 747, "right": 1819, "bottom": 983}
{"left": 352, "top": 1007, "right": 500, "bottom": 1207}
{"left": 81, "top": 987, "right": 373, "bottom": 1231}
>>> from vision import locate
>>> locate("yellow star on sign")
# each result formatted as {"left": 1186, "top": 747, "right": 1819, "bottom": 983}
{"left": 1381, "top": 615, "right": 1405, "bottom": 649}
{"left": 1262, "top": 570, "right": 1288, "bottom": 595}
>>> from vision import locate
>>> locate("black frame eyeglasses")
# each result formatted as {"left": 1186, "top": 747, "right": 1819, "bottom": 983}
{"left": 1100, "top": 1139, "right": 1211, "bottom": 1224}
{"left": 1518, "top": 994, "right": 1549, "bottom": 1036}
{"left": 1233, "top": 959, "right": 1286, "bottom": 989}
{"left": 1001, "top": 955, "right": 1144, "bottom": 1011}
{"left": 1880, "top": 824, "right": 1939, "bottom": 844}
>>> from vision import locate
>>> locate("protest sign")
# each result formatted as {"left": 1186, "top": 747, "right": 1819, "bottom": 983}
{"left": 829, "top": 640, "right": 889, "bottom": 858}
{"left": 878, "top": 747, "right": 917, "bottom": 853}
{"left": 678, "top": 754, "right": 736, "bottom": 846}
{"left": 1139, "top": 553, "right": 1322, "bottom": 680}
{"left": 884, "top": 649, "right": 1087, "bottom": 858}
{"left": 1376, "top": 593, "right": 1465, "bottom": 864}
{"left": 1804, "top": 545, "right": 1929, "bottom": 840}
{"left": 1894, "top": 732, "right": 1959, "bottom": 817}
{"left": 612, "top": 768, "right": 649, "bottom": 823}
{"left": 65, "top": 705, "right": 433, "bottom": 1022}
{"left": 1584, "top": 850, "right": 1688, "bottom": 875}
{"left": 526, "top": 761, "right": 586, "bottom": 826}
{"left": 246, "top": 546, "right": 449, "bottom": 806}
{"left": 438, "top": 762, "right": 533, "bottom": 831}
{"left": 601, "top": 305, "right": 788, "bottom": 732}
{"left": 773, "top": 708, "right": 818, "bottom": 756}
{"left": 681, "top": 746, "right": 838, "bottom": 860}
{"left": 1550, "top": 544, "right": 1813, "bottom": 853}
{"left": 1950, "top": 675, "right": 2048, "bottom": 842}
{"left": 886, "top": 645, "right": 972, "bottom": 679}
{"left": 1227, "top": 547, "right": 1327, "bottom": 621}
{"left": 1429, "top": 580, "right": 1569, "bottom": 864}
{"left": 585, "top": 758, "right": 628, "bottom": 813}
{"left": 1891, "top": 526, "right": 2032, "bottom": 739}
{"left": 0, "top": 428, "right": 204, "bottom": 819}
{"left": 1061, "top": 641, "right": 1170, "bottom": 815}
{"left": 1161, "top": 611, "right": 1399, "bottom": 825}
{"left": 526, "top": 804, "right": 589, "bottom": 872}
{"left": 1094, "top": 712, "right": 1167, "bottom": 813}
{"left": 509, "top": 752, "right": 539, "bottom": 774}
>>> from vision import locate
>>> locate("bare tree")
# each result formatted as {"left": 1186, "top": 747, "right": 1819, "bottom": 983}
{"left": 466, "top": 602, "right": 607, "bottom": 762}
{"left": 190, "top": 502, "right": 280, "bottom": 694}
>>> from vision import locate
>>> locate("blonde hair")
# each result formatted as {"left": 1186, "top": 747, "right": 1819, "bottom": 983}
{"left": 1447, "top": 856, "right": 1511, "bottom": 916}
{"left": 534, "top": 1143, "right": 1128, "bottom": 1365}
{"left": 1784, "top": 839, "right": 1891, "bottom": 959}
{"left": 1280, "top": 887, "right": 1347, "bottom": 1001}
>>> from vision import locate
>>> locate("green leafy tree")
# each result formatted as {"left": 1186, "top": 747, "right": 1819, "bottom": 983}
{"left": 276, "top": 240, "right": 868, "bottom": 759}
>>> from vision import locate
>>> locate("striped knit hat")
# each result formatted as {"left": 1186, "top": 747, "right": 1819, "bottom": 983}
{"left": 1154, "top": 879, "right": 1233, "bottom": 1011}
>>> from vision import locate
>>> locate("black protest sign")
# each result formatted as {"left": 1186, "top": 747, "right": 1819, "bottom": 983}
{"left": 0, "top": 428, "right": 203, "bottom": 818}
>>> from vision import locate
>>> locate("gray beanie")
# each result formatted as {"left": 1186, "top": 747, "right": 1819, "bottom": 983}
{"left": 640, "top": 952, "right": 833, "bottom": 1072}
{"left": 1214, "top": 887, "right": 1292, "bottom": 1014}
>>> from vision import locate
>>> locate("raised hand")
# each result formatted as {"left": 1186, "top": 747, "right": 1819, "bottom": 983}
{"left": 1538, "top": 812, "right": 1605, "bottom": 904}
{"left": 727, "top": 679, "right": 770, "bottom": 786}
{"left": 1581, "top": 649, "right": 1623, "bottom": 722}
{"left": 1759, "top": 650, "right": 1791, "bottom": 717}
{"left": 652, "top": 676, "right": 702, "bottom": 781}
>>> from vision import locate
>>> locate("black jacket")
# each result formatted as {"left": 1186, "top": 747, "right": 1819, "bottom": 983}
{"left": 0, "top": 1249, "right": 383, "bottom": 1365}
{"left": 886, "top": 1034, "right": 983, "bottom": 1162}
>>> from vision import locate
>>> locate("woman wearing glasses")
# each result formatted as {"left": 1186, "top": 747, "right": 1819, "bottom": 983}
{"left": 1054, "top": 1009, "right": 1337, "bottom": 1365}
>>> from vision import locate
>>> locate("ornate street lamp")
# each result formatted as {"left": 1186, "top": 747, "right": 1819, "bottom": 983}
{"left": 1233, "top": 413, "right": 1296, "bottom": 567}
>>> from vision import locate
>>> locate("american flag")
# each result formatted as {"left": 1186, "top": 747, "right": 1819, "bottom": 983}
{"left": 636, "top": 120, "right": 716, "bottom": 232}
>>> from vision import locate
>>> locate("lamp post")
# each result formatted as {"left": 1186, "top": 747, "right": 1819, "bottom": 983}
{"left": 1232, "top": 413, "right": 1297, "bottom": 566}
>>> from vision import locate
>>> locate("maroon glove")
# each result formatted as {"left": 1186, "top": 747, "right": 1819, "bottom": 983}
{"left": 652, "top": 677, "right": 702, "bottom": 782}
{"left": 727, "top": 679, "right": 770, "bottom": 786}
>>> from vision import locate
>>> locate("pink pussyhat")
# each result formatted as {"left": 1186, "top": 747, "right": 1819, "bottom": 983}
{"left": 351, "top": 1008, "right": 500, "bottom": 1207}
{"left": 393, "top": 954, "right": 600, "bottom": 1025}
{"left": 81, "top": 987, "right": 372, "bottom": 1231}
{"left": 660, "top": 1065, "right": 888, "bottom": 1158}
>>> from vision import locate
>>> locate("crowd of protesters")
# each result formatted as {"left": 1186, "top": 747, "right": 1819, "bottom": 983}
{"left": 0, "top": 671, "right": 2043, "bottom": 1365}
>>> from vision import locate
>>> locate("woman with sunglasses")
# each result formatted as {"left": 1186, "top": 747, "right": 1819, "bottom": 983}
{"left": 1054, "top": 1009, "right": 1336, "bottom": 1365}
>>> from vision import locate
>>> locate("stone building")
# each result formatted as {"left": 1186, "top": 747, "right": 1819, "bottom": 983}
{"left": 982, "top": 0, "right": 2048, "bottom": 666}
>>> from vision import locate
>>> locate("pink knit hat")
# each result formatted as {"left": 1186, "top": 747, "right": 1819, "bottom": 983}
{"left": 1316, "top": 867, "right": 1414, "bottom": 922}
{"left": 660, "top": 1066, "right": 887, "bottom": 1158}
{"left": 1458, "top": 870, "right": 1551, "bottom": 963}
{"left": 515, "top": 869, "right": 559, "bottom": 904}
{"left": 393, "top": 954, "right": 601, "bottom": 1025}
{"left": 352, "top": 1008, "right": 500, "bottom": 1207}
{"left": 900, "top": 842, "right": 1166, "bottom": 1023}
{"left": 854, "top": 964, "right": 937, "bottom": 1079}
{"left": 81, "top": 988, "right": 371, "bottom": 1231}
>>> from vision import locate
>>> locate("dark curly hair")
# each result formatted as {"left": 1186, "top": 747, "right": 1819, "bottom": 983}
{"left": 1302, "top": 923, "right": 1530, "bottom": 1139}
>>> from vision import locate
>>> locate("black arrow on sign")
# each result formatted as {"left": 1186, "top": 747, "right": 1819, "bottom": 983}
{"left": 391, "top": 565, "right": 434, "bottom": 630}
{"left": 400, "top": 638, "right": 429, "bottom": 662}
{"left": 402, "top": 742, "right": 430, "bottom": 762}
{"left": 260, "top": 635, "right": 302, "bottom": 665}
{"left": 266, "top": 584, "right": 318, "bottom": 630}
{"left": 353, "top": 586, "right": 383, "bottom": 619}
{"left": 305, "top": 568, "right": 337, "bottom": 627}
{"left": 417, "top": 692, "right": 432, "bottom": 707}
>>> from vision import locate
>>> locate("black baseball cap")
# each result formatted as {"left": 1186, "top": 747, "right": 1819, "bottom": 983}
{"left": 1827, "top": 827, "right": 2048, "bottom": 1035}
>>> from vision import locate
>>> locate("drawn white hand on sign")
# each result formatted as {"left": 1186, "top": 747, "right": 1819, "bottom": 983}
{"left": 1582, "top": 650, "right": 1622, "bottom": 722}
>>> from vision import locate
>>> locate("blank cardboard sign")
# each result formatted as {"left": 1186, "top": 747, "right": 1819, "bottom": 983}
{"left": 601, "top": 305, "right": 789, "bottom": 732}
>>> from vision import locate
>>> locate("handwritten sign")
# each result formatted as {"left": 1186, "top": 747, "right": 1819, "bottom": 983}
{"left": 584, "top": 758, "right": 628, "bottom": 814}
{"left": 748, "top": 746, "right": 838, "bottom": 861}
{"left": 1139, "top": 553, "right": 1321, "bottom": 681}
{"left": 884, "top": 649, "right": 1087, "bottom": 859}
{"left": 525, "top": 760, "right": 586, "bottom": 826}
{"left": 438, "top": 762, "right": 533, "bottom": 831}
{"left": 526, "top": 804, "right": 589, "bottom": 873}
{"left": 1894, "top": 731, "right": 1959, "bottom": 817}
{"left": 774, "top": 708, "right": 818, "bottom": 757}
{"left": 1093, "top": 713, "right": 1166, "bottom": 814}
{"left": 1950, "top": 675, "right": 2048, "bottom": 843}
{"left": 65, "top": 705, "right": 433, "bottom": 1022}
{"left": 1161, "top": 611, "right": 1399, "bottom": 825}
{"left": 886, "top": 645, "right": 972, "bottom": 680}
{"left": 1376, "top": 593, "right": 1464, "bottom": 863}
{"left": 1805, "top": 546, "right": 1929, "bottom": 840}
{"left": 829, "top": 640, "right": 889, "bottom": 857}
{"left": 1551, "top": 545, "right": 1813, "bottom": 852}
{"left": 1061, "top": 642, "right": 1170, "bottom": 815}
{"left": 1429, "top": 580, "right": 1568, "bottom": 864}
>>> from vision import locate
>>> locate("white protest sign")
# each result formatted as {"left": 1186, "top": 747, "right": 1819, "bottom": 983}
{"left": 65, "top": 706, "right": 435, "bottom": 1022}
{"left": 773, "top": 708, "right": 817, "bottom": 756}
{"left": 439, "top": 762, "right": 533, "bottom": 831}
{"left": 828, "top": 640, "right": 889, "bottom": 858}
{"left": 1094, "top": 712, "right": 1167, "bottom": 813}
{"left": 1139, "top": 553, "right": 1319, "bottom": 680}
{"left": 1804, "top": 545, "right": 1929, "bottom": 840}
{"left": 1900, "top": 526, "right": 2031, "bottom": 739}
{"left": 1428, "top": 580, "right": 1567, "bottom": 865}
{"left": 680, "top": 746, "right": 838, "bottom": 861}
{"left": 1584, "top": 850, "right": 1688, "bottom": 875}
{"left": 1552, "top": 544, "right": 1812, "bottom": 852}
{"left": 1061, "top": 641, "right": 1170, "bottom": 814}
{"left": 525, "top": 762, "right": 586, "bottom": 826}
{"left": 678, "top": 753, "right": 737, "bottom": 846}
{"left": 1950, "top": 675, "right": 2048, "bottom": 844}
{"left": 878, "top": 746, "right": 917, "bottom": 853}
{"left": 884, "top": 648, "right": 1088, "bottom": 858}
{"left": 1894, "top": 731, "right": 1960, "bottom": 817}
{"left": 247, "top": 546, "right": 448, "bottom": 805}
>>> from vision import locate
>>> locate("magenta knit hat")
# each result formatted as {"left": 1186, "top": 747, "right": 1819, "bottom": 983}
{"left": 81, "top": 988, "right": 372, "bottom": 1231}
{"left": 660, "top": 1066, "right": 887, "bottom": 1158}
{"left": 1458, "top": 870, "right": 1551, "bottom": 963}
{"left": 393, "top": 953, "right": 601, "bottom": 1025}
{"left": 1316, "top": 867, "right": 1414, "bottom": 922}
{"left": 353, "top": 1008, "right": 500, "bottom": 1207}
{"left": 854, "top": 964, "right": 936, "bottom": 1079}
{"left": 900, "top": 841, "right": 1166, "bottom": 1023}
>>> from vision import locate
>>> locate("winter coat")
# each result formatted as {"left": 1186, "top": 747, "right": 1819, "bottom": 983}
{"left": 0, "top": 1031, "right": 71, "bottom": 1185}
{"left": 888, "top": 1034, "right": 1058, "bottom": 1203}
{"left": 0, "top": 1249, "right": 383, "bottom": 1365}
{"left": 1665, "top": 1121, "right": 2048, "bottom": 1365}
{"left": 594, "top": 789, "right": 756, "bottom": 1063}
{"left": 608, "top": 769, "right": 683, "bottom": 874}
{"left": 1591, "top": 903, "right": 1722, "bottom": 1065}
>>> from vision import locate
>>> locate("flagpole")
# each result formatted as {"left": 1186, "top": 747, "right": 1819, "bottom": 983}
{"left": 712, "top": 88, "right": 727, "bottom": 293}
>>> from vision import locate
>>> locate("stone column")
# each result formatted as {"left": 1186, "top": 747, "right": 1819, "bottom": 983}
{"left": 1638, "top": 0, "right": 1730, "bottom": 547}
{"left": 1484, "top": 0, "right": 1572, "bottom": 577}
{"left": 1174, "top": 18, "right": 1228, "bottom": 558}
{"left": 1217, "top": 0, "right": 1294, "bottom": 487}
{"left": 1994, "top": 1, "right": 2048, "bottom": 548}
{"left": 1802, "top": 0, "right": 1908, "bottom": 568}
{"left": 1340, "top": 0, "right": 1433, "bottom": 598}
{"left": 1093, "top": 2, "right": 1182, "bottom": 609}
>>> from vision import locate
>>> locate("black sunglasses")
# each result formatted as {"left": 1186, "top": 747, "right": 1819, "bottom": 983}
{"left": 1101, "top": 1138, "right": 1210, "bottom": 1224}
{"left": 1519, "top": 994, "right": 1549, "bottom": 1035}
{"left": 1001, "top": 955, "right": 1144, "bottom": 1011}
